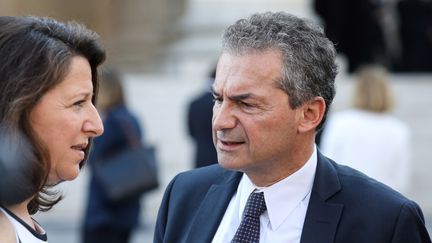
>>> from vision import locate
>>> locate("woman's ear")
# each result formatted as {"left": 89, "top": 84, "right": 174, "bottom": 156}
{"left": 298, "top": 97, "right": 326, "bottom": 133}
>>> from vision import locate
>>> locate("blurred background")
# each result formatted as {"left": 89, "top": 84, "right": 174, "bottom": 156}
{"left": 1, "top": 0, "right": 431, "bottom": 242}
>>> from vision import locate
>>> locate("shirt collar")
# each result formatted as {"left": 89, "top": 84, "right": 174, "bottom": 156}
{"left": 237, "top": 145, "right": 317, "bottom": 230}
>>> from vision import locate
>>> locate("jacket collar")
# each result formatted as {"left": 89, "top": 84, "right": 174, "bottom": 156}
{"left": 300, "top": 151, "right": 344, "bottom": 243}
{"left": 185, "top": 169, "right": 242, "bottom": 243}
{"left": 185, "top": 151, "right": 344, "bottom": 243}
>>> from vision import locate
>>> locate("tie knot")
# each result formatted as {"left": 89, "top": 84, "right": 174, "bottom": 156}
{"left": 243, "top": 192, "right": 266, "bottom": 218}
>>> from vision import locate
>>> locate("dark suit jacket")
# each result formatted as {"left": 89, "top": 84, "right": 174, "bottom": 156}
{"left": 154, "top": 152, "right": 431, "bottom": 243}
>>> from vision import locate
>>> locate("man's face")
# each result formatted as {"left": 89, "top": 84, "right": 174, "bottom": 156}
{"left": 212, "top": 50, "right": 304, "bottom": 185}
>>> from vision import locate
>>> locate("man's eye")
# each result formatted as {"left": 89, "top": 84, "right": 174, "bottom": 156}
{"left": 213, "top": 97, "right": 222, "bottom": 104}
{"left": 240, "top": 101, "right": 253, "bottom": 108}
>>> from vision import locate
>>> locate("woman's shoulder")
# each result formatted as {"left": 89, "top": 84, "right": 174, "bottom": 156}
{"left": 0, "top": 209, "right": 17, "bottom": 243}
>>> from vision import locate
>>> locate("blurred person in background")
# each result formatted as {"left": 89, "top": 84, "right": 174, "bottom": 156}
{"left": 397, "top": 0, "right": 432, "bottom": 72}
{"left": 82, "top": 67, "right": 143, "bottom": 243}
{"left": 320, "top": 64, "right": 412, "bottom": 194}
{"left": 314, "top": 0, "right": 386, "bottom": 73}
{"left": 0, "top": 16, "right": 105, "bottom": 242}
{"left": 187, "top": 67, "right": 218, "bottom": 168}
{"left": 154, "top": 12, "right": 431, "bottom": 243}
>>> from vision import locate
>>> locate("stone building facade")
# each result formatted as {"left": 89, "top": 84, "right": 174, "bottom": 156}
{"left": 0, "top": 0, "right": 187, "bottom": 71}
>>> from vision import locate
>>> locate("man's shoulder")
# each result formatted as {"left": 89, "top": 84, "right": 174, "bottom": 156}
{"left": 173, "top": 164, "right": 237, "bottom": 188}
{"left": 328, "top": 158, "right": 412, "bottom": 207}
{"left": 309, "top": 157, "right": 430, "bottom": 242}
{"left": 162, "top": 164, "right": 240, "bottom": 209}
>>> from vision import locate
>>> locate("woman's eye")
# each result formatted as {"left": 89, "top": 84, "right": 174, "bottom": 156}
{"left": 73, "top": 100, "right": 85, "bottom": 107}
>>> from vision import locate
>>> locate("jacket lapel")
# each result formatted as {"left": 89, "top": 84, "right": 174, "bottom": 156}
{"left": 300, "top": 152, "right": 344, "bottom": 243}
{"left": 185, "top": 170, "right": 242, "bottom": 243}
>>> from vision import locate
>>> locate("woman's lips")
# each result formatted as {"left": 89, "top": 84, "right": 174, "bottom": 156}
{"left": 71, "top": 144, "right": 87, "bottom": 160}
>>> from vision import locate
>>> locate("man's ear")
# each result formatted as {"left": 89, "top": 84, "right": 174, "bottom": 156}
{"left": 298, "top": 97, "right": 326, "bottom": 133}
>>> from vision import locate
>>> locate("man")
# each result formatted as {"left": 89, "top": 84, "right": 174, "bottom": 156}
{"left": 154, "top": 12, "right": 431, "bottom": 243}
{"left": 187, "top": 67, "right": 218, "bottom": 168}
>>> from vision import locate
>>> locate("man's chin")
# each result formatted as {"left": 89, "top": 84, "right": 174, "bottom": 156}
{"left": 218, "top": 160, "right": 245, "bottom": 172}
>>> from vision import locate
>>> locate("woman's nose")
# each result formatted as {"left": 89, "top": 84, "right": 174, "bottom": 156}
{"left": 83, "top": 104, "right": 104, "bottom": 137}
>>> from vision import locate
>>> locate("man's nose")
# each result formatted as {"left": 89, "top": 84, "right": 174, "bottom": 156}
{"left": 212, "top": 102, "right": 237, "bottom": 131}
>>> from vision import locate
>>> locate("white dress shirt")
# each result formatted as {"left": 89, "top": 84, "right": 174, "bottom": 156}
{"left": 212, "top": 146, "right": 317, "bottom": 243}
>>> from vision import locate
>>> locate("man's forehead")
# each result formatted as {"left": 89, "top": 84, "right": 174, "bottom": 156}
{"left": 212, "top": 78, "right": 282, "bottom": 104}
{"left": 212, "top": 73, "right": 281, "bottom": 96}
{"left": 212, "top": 75, "right": 255, "bottom": 94}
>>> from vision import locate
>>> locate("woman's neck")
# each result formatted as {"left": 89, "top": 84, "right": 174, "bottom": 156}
{"left": 5, "top": 199, "right": 35, "bottom": 230}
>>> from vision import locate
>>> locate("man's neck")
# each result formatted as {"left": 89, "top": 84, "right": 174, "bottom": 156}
{"left": 245, "top": 143, "right": 315, "bottom": 187}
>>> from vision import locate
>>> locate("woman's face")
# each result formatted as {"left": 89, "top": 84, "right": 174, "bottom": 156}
{"left": 30, "top": 56, "right": 104, "bottom": 184}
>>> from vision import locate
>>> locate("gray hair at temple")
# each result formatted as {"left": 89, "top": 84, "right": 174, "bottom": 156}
{"left": 222, "top": 11, "right": 338, "bottom": 130}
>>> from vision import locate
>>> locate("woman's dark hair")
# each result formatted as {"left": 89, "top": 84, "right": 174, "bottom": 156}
{"left": 0, "top": 16, "right": 105, "bottom": 214}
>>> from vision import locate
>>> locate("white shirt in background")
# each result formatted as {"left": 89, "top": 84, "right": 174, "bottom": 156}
{"left": 320, "top": 109, "right": 411, "bottom": 194}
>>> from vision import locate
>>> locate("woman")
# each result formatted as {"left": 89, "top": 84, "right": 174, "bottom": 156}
{"left": 0, "top": 16, "right": 106, "bottom": 242}
{"left": 82, "top": 67, "right": 144, "bottom": 243}
{"left": 320, "top": 65, "right": 411, "bottom": 194}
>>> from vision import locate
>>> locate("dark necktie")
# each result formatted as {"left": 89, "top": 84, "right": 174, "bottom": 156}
{"left": 231, "top": 191, "right": 267, "bottom": 243}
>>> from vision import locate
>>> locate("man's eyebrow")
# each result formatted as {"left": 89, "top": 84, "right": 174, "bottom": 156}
{"left": 229, "top": 93, "right": 254, "bottom": 101}
{"left": 211, "top": 87, "right": 258, "bottom": 101}
{"left": 211, "top": 86, "right": 218, "bottom": 96}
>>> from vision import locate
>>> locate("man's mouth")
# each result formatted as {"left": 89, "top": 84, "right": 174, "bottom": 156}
{"left": 221, "top": 141, "right": 244, "bottom": 146}
{"left": 218, "top": 139, "right": 245, "bottom": 151}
